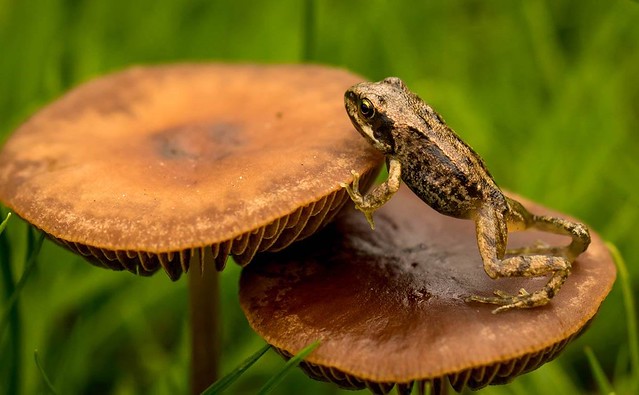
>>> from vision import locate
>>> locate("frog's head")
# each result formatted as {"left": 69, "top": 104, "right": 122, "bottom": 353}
{"left": 344, "top": 77, "right": 409, "bottom": 155}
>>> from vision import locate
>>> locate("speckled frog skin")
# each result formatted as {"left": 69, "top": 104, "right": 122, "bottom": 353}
{"left": 341, "top": 77, "right": 591, "bottom": 313}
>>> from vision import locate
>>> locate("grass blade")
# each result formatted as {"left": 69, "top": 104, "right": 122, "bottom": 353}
{"left": 34, "top": 349, "right": 59, "bottom": 395}
{"left": 0, "top": 212, "right": 10, "bottom": 234}
{"left": 257, "top": 341, "right": 320, "bottom": 395}
{"left": 0, "top": 214, "right": 19, "bottom": 395}
{"left": 585, "top": 346, "right": 616, "bottom": 395}
{"left": 607, "top": 243, "right": 639, "bottom": 393}
{"left": 200, "top": 343, "right": 271, "bottom": 395}
{"left": 0, "top": 231, "right": 45, "bottom": 338}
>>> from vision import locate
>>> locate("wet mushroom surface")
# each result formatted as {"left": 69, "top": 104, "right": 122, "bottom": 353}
{"left": 0, "top": 63, "right": 382, "bottom": 279}
{"left": 239, "top": 185, "right": 616, "bottom": 393}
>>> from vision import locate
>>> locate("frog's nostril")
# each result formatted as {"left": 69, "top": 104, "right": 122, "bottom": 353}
{"left": 346, "top": 91, "right": 356, "bottom": 100}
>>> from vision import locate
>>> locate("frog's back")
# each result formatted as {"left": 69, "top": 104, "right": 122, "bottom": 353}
{"left": 392, "top": 109, "right": 501, "bottom": 219}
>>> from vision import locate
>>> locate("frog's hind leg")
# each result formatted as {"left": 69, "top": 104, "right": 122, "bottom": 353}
{"left": 504, "top": 197, "right": 591, "bottom": 260}
{"left": 467, "top": 202, "right": 577, "bottom": 313}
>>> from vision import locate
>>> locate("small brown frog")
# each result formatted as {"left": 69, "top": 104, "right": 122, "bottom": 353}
{"left": 341, "top": 77, "right": 590, "bottom": 313}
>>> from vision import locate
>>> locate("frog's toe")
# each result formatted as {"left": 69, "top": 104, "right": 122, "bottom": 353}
{"left": 492, "top": 295, "right": 548, "bottom": 313}
{"left": 466, "top": 295, "right": 519, "bottom": 314}
{"left": 492, "top": 289, "right": 514, "bottom": 299}
{"left": 341, "top": 184, "right": 363, "bottom": 204}
{"left": 466, "top": 293, "right": 512, "bottom": 306}
{"left": 491, "top": 303, "right": 520, "bottom": 314}
{"left": 466, "top": 290, "right": 521, "bottom": 309}
{"left": 466, "top": 288, "right": 550, "bottom": 313}
{"left": 350, "top": 170, "right": 361, "bottom": 189}
{"left": 364, "top": 212, "right": 376, "bottom": 230}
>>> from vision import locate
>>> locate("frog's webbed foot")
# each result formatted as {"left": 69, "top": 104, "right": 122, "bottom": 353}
{"left": 340, "top": 170, "right": 378, "bottom": 229}
{"left": 467, "top": 271, "right": 569, "bottom": 313}
{"left": 340, "top": 159, "right": 402, "bottom": 231}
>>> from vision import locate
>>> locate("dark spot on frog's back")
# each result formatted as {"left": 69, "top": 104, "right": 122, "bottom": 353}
{"left": 151, "top": 121, "right": 245, "bottom": 162}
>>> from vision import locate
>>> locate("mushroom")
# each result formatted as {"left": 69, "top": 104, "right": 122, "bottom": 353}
{"left": 239, "top": 185, "right": 616, "bottom": 394}
{"left": 0, "top": 64, "right": 383, "bottom": 393}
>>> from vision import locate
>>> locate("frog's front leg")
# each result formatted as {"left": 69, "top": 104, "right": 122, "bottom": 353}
{"left": 340, "top": 157, "right": 401, "bottom": 230}
{"left": 467, "top": 202, "right": 576, "bottom": 313}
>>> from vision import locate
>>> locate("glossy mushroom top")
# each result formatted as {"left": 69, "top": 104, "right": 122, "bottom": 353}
{"left": 240, "top": 186, "right": 615, "bottom": 389}
{"left": 0, "top": 64, "right": 381, "bottom": 253}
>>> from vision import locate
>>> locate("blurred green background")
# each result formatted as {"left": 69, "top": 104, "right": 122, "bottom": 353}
{"left": 1, "top": 0, "right": 638, "bottom": 394}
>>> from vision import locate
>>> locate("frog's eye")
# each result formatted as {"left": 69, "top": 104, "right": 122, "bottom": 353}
{"left": 359, "top": 98, "right": 375, "bottom": 119}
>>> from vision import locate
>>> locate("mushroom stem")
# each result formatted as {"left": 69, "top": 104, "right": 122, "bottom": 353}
{"left": 189, "top": 248, "right": 220, "bottom": 394}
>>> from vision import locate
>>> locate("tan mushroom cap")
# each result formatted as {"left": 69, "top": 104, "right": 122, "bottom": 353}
{"left": 239, "top": 186, "right": 616, "bottom": 394}
{"left": 0, "top": 64, "right": 382, "bottom": 279}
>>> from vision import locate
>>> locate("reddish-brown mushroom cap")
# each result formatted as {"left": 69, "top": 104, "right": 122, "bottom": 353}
{"left": 0, "top": 64, "right": 382, "bottom": 279}
{"left": 239, "top": 186, "right": 616, "bottom": 394}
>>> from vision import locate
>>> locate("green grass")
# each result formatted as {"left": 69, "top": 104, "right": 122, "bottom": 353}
{"left": 201, "top": 344, "right": 272, "bottom": 394}
{"left": 1, "top": 1, "right": 638, "bottom": 394}
{"left": 35, "top": 349, "right": 59, "bottom": 395}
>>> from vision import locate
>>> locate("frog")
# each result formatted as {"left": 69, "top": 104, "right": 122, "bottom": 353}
{"left": 340, "top": 77, "right": 591, "bottom": 313}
